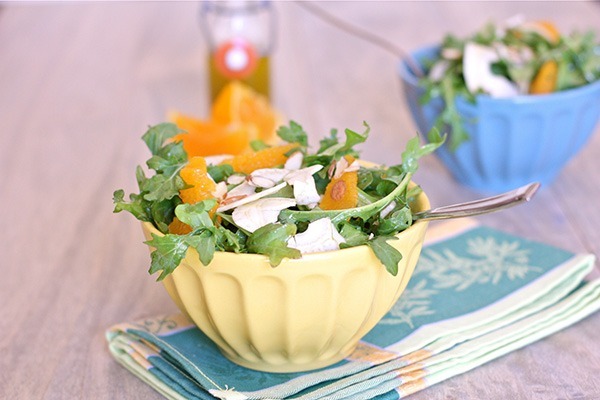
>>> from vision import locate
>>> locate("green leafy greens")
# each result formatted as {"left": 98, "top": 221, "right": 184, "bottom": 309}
{"left": 114, "top": 121, "right": 444, "bottom": 279}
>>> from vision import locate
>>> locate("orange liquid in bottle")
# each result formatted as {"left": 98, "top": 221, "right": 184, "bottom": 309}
{"left": 208, "top": 55, "right": 270, "bottom": 102}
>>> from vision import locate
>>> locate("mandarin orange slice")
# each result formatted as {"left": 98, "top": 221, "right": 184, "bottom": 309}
{"left": 514, "top": 21, "right": 560, "bottom": 45}
{"left": 529, "top": 60, "right": 558, "bottom": 94}
{"left": 179, "top": 156, "right": 217, "bottom": 204}
{"left": 168, "top": 217, "right": 193, "bottom": 235}
{"left": 319, "top": 156, "right": 359, "bottom": 210}
{"left": 530, "top": 21, "right": 560, "bottom": 44}
{"left": 211, "top": 81, "right": 281, "bottom": 143}
{"left": 171, "top": 112, "right": 255, "bottom": 156}
{"left": 221, "top": 143, "right": 298, "bottom": 174}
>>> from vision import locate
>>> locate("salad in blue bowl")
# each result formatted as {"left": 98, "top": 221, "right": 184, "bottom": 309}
{"left": 399, "top": 18, "right": 600, "bottom": 193}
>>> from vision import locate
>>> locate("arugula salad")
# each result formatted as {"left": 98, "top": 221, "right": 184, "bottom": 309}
{"left": 114, "top": 121, "right": 444, "bottom": 280}
{"left": 419, "top": 18, "right": 600, "bottom": 150}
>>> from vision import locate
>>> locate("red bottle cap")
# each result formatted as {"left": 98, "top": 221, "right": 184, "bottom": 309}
{"left": 214, "top": 38, "right": 258, "bottom": 79}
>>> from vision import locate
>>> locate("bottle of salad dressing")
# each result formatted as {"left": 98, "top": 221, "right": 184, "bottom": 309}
{"left": 200, "top": 1, "right": 275, "bottom": 102}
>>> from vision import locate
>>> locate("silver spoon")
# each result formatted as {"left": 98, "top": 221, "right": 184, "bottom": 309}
{"left": 413, "top": 182, "right": 541, "bottom": 221}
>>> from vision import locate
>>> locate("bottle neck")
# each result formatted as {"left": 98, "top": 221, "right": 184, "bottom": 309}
{"left": 200, "top": 0, "right": 276, "bottom": 55}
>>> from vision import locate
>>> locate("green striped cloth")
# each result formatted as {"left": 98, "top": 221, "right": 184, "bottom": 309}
{"left": 106, "top": 219, "right": 600, "bottom": 399}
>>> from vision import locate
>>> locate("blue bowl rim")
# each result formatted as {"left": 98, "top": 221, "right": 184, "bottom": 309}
{"left": 398, "top": 44, "right": 600, "bottom": 106}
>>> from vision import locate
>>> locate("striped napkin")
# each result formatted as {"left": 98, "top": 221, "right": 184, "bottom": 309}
{"left": 106, "top": 219, "right": 600, "bottom": 400}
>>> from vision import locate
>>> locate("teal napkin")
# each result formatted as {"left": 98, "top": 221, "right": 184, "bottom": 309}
{"left": 106, "top": 220, "right": 600, "bottom": 400}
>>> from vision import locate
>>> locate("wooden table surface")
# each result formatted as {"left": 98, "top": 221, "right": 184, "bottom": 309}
{"left": 2, "top": 2, "right": 599, "bottom": 399}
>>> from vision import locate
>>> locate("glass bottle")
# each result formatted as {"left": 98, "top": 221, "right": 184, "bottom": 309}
{"left": 200, "top": 1, "right": 276, "bottom": 101}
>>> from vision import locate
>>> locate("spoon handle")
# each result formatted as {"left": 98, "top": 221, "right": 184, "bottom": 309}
{"left": 413, "top": 182, "right": 541, "bottom": 221}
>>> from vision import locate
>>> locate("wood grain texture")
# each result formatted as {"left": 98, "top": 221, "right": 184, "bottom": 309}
{"left": 0, "top": 2, "right": 598, "bottom": 399}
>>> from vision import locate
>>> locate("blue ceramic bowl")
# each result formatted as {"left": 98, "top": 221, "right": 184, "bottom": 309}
{"left": 399, "top": 45, "right": 600, "bottom": 193}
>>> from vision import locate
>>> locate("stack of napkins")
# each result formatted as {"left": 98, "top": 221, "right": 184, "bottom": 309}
{"left": 106, "top": 219, "right": 600, "bottom": 399}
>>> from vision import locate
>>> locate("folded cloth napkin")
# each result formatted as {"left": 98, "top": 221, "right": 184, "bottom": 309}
{"left": 106, "top": 219, "right": 600, "bottom": 400}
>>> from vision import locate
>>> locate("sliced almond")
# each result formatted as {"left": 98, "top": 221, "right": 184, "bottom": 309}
{"left": 212, "top": 181, "right": 228, "bottom": 200}
{"left": 227, "top": 174, "right": 246, "bottom": 185}
{"left": 217, "top": 182, "right": 288, "bottom": 213}
{"left": 333, "top": 157, "right": 349, "bottom": 179}
{"left": 327, "top": 161, "right": 336, "bottom": 179}
{"left": 248, "top": 168, "right": 289, "bottom": 188}
{"left": 332, "top": 158, "right": 360, "bottom": 179}
{"left": 225, "top": 181, "right": 257, "bottom": 200}
{"left": 284, "top": 165, "right": 323, "bottom": 206}
{"left": 284, "top": 151, "right": 304, "bottom": 170}
{"left": 220, "top": 194, "right": 248, "bottom": 207}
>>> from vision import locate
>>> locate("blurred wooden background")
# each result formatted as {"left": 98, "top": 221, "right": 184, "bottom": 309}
{"left": 1, "top": 2, "right": 599, "bottom": 399}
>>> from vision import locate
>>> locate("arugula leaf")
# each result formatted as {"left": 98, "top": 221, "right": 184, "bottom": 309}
{"left": 156, "top": 140, "right": 188, "bottom": 163}
{"left": 112, "top": 189, "right": 152, "bottom": 222}
{"left": 401, "top": 131, "right": 445, "bottom": 173}
{"left": 246, "top": 223, "right": 301, "bottom": 266}
{"left": 343, "top": 123, "right": 370, "bottom": 150}
{"left": 406, "top": 185, "right": 424, "bottom": 212}
{"left": 312, "top": 170, "right": 330, "bottom": 195}
{"left": 142, "top": 123, "right": 184, "bottom": 155}
{"left": 151, "top": 198, "right": 179, "bottom": 233}
{"left": 186, "top": 232, "right": 216, "bottom": 266}
{"left": 339, "top": 222, "right": 369, "bottom": 247}
{"left": 208, "top": 164, "right": 234, "bottom": 183}
{"left": 357, "top": 187, "right": 378, "bottom": 206}
{"left": 277, "top": 121, "right": 309, "bottom": 146}
{"left": 250, "top": 139, "right": 269, "bottom": 151}
{"left": 374, "top": 166, "right": 405, "bottom": 197}
{"left": 280, "top": 172, "right": 413, "bottom": 225}
{"left": 174, "top": 200, "right": 217, "bottom": 229}
{"left": 357, "top": 168, "right": 374, "bottom": 191}
{"left": 367, "top": 236, "right": 403, "bottom": 276}
{"left": 357, "top": 167, "right": 387, "bottom": 193}
{"left": 141, "top": 173, "right": 185, "bottom": 202}
{"left": 145, "top": 233, "right": 191, "bottom": 281}
{"left": 377, "top": 207, "right": 412, "bottom": 236}
{"left": 135, "top": 165, "right": 147, "bottom": 188}
{"left": 146, "top": 153, "right": 184, "bottom": 176}
{"left": 319, "top": 122, "right": 370, "bottom": 157}
{"left": 217, "top": 227, "right": 245, "bottom": 253}
{"left": 439, "top": 75, "right": 469, "bottom": 152}
{"left": 317, "top": 129, "right": 339, "bottom": 153}
{"left": 139, "top": 135, "right": 189, "bottom": 203}
{"left": 144, "top": 202, "right": 220, "bottom": 279}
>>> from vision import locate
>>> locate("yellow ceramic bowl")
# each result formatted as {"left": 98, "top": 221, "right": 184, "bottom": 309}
{"left": 141, "top": 186, "right": 430, "bottom": 373}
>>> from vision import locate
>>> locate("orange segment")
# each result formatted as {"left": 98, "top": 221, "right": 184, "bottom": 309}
{"left": 179, "top": 156, "right": 217, "bottom": 204}
{"left": 211, "top": 81, "right": 281, "bottom": 143}
{"left": 529, "top": 60, "right": 558, "bottom": 94}
{"left": 171, "top": 112, "right": 255, "bottom": 156}
{"left": 319, "top": 156, "right": 359, "bottom": 210}
{"left": 168, "top": 217, "right": 193, "bottom": 235}
{"left": 221, "top": 143, "right": 298, "bottom": 174}
{"left": 519, "top": 20, "right": 561, "bottom": 45}
{"left": 531, "top": 21, "right": 560, "bottom": 44}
